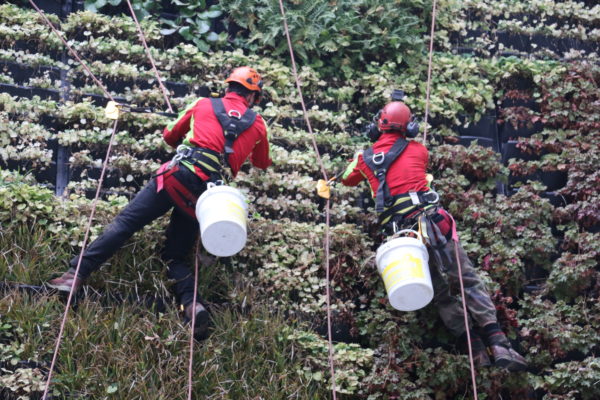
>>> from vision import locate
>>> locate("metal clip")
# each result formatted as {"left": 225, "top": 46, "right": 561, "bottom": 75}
{"left": 424, "top": 190, "right": 440, "bottom": 204}
{"left": 228, "top": 109, "right": 242, "bottom": 119}
{"left": 168, "top": 144, "right": 190, "bottom": 168}
{"left": 372, "top": 152, "right": 385, "bottom": 165}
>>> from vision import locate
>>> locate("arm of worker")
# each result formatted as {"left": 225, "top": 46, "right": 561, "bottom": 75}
{"left": 340, "top": 151, "right": 367, "bottom": 186}
{"left": 249, "top": 116, "right": 273, "bottom": 170}
{"left": 162, "top": 98, "right": 202, "bottom": 148}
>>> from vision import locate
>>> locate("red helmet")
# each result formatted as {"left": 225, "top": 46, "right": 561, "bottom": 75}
{"left": 377, "top": 101, "right": 412, "bottom": 132}
{"left": 225, "top": 66, "right": 263, "bottom": 93}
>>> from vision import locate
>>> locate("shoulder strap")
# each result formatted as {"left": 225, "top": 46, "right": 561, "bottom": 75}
{"left": 210, "top": 98, "right": 257, "bottom": 166}
{"left": 362, "top": 137, "right": 409, "bottom": 213}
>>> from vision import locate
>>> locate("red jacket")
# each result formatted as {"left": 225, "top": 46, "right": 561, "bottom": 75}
{"left": 341, "top": 133, "right": 429, "bottom": 196}
{"left": 161, "top": 92, "right": 272, "bottom": 181}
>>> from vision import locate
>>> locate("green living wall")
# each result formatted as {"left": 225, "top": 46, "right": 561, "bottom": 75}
{"left": 0, "top": 0, "right": 599, "bottom": 398}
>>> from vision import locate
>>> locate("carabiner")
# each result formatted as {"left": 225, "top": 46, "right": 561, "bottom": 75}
{"left": 228, "top": 109, "right": 242, "bottom": 119}
{"left": 372, "top": 152, "right": 385, "bottom": 165}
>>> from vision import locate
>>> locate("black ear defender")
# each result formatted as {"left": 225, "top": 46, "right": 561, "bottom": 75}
{"left": 364, "top": 109, "right": 382, "bottom": 142}
{"left": 406, "top": 115, "right": 420, "bottom": 138}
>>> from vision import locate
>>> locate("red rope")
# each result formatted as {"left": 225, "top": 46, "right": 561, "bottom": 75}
{"left": 422, "top": 0, "right": 438, "bottom": 144}
{"left": 187, "top": 239, "right": 201, "bottom": 400}
{"left": 124, "top": 0, "right": 174, "bottom": 113}
{"left": 29, "top": 0, "right": 114, "bottom": 102}
{"left": 453, "top": 240, "right": 479, "bottom": 400}
{"left": 41, "top": 118, "right": 120, "bottom": 400}
{"left": 417, "top": 0, "right": 479, "bottom": 397}
{"left": 448, "top": 215, "right": 479, "bottom": 400}
{"left": 277, "top": 1, "right": 336, "bottom": 398}
{"left": 27, "top": 3, "right": 125, "bottom": 398}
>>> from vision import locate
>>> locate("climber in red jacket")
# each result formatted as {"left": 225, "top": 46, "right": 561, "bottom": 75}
{"left": 340, "top": 98, "right": 527, "bottom": 371}
{"left": 48, "top": 67, "right": 272, "bottom": 337}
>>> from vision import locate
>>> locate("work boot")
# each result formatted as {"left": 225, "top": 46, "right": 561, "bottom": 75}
{"left": 46, "top": 268, "right": 84, "bottom": 293}
{"left": 183, "top": 302, "right": 210, "bottom": 339}
{"left": 489, "top": 342, "right": 528, "bottom": 372}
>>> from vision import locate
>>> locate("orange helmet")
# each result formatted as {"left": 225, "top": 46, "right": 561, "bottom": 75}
{"left": 225, "top": 66, "right": 263, "bottom": 93}
{"left": 378, "top": 101, "right": 412, "bottom": 132}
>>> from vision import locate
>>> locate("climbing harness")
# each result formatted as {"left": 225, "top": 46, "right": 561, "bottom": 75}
{"left": 361, "top": 136, "right": 440, "bottom": 230}
{"left": 210, "top": 97, "right": 257, "bottom": 167}
{"left": 363, "top": 137, "right": 409, "bottom": 213}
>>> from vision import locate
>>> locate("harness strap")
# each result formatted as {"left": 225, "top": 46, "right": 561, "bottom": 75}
{"left": 363, "top": 137, "right": 409, "bottom": 213}
{"left": 160, "top": 166, "right": 198, "bottom": 219}
{"left": 210, "top": 98, "right": 257, "bottom": 167}
{"left": 379, "top": 191, "right": 439, "bottom": 225}
{"left": 177, "top": 146, "right": 224, "bottom": 182}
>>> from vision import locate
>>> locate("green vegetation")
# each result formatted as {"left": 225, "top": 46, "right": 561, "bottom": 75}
{"left": 1, "top": 1, "right": 599, "bottom": 399}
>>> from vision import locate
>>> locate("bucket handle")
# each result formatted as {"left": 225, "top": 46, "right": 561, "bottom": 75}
{"left": 206, "top": 180, "right": 225, "bottom": 189}
{"left": 390, "top": 229, "right": 422, "bottom": 241}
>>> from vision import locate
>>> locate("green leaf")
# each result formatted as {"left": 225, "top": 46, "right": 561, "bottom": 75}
{"left": 179, "top": 26, "right": 192, "bottom": 40}
{"left": 196, "top": 20, "right": 210, "bottom": 34}
{"left": 106, "top": 384, "right": 118, "bottom": 394}
{"left": 160, "top": 28, "right": 178, "bottom": 35}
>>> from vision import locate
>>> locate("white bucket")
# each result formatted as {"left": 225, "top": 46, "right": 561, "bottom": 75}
{"left": 195, "top": 184, "right": 248, "bottom": 257}
{"left": 375, "top": 230, "right": 433, "bottom": 311}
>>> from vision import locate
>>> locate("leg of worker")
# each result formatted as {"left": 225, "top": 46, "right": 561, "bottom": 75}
{"left": 429, "top": 247, "right": 491, "bottom": 367}
{"left": 161, "top": 207, "right": 201, "bottom": 307}
{"left": 436, "top": 239, "right": 497, "bottom": 329}
{"left": 438, "top": 237, "right": 527, "bottom": 370}
{"left": 70, "top": 179, "right": 173, "bottom": 279}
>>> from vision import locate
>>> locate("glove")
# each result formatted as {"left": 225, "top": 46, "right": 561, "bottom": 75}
{"left": 316, "top": 177, "right": 336, "bottom": 199}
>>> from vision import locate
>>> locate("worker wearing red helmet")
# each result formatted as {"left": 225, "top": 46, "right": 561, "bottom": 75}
{"left": 341, "top": 99, "right": 527, "bottom": 371}
{"left": 48, "top": 67, "right": 272, "bottom": 338}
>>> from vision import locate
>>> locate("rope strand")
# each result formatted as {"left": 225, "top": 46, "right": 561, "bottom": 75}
{"left": 124, "top": 0, "right": 174, "bottom": 113}
{"left": 187, "top": 239, "right": 201, "bottom": 400}
{"left": 41, "top": 118, "right": 120, "bottom": 400}
{"left": 422, "top": 0, "right": 438, "bottom": 144}
{"left": 453, "top": 239, "right": 479, "bottom": 400}
{"left": 29, "top": 0, "right": 114, "bottom": 102}
{"left": 277, "top": 1, "right": 336, "bottom": 398}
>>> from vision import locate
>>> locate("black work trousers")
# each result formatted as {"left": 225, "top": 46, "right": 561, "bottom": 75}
{"left": 70, "top": 167, "right": 207, "bottom": 306}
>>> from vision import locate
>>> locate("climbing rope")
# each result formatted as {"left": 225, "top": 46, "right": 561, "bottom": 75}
{"left": 187, "top": 239, "right": 201, "bottom": 400}
{"left": 117, "top": 8, "right": 201, "bottom": 397}
{"left": 27, "top": 2, "right": 188, "bottom": 398}
{"left": 26, "top": 3, "right": 123, "bottom": 399}
{"left": 277, "top": 1, "right": 337, "bottom": 399}
{"left": 125, "top": 0, "right": 174, "bottom": 113}
{"left": 422, "top": 0, "right": 437, "bottom": 145}
{"left": 41, "top": 117, "right": 120, "bottom": 400}
{"left": 421, "top": 1, "right": 479, "bottom": 398}
{"left": 29, "top": 0, "right": 114, "bottom": 102}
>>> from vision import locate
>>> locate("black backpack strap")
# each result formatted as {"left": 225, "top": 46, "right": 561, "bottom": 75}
{"left": 362, "top": 137, "right": 409, "bottom": 213}
{"left": 210, "top": 98, "right": 257, "bottom": 167}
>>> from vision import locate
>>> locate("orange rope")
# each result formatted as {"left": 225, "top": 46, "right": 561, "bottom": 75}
{"left": 422, "top": 0, "right": 438, "bottom": 144}
{"left": 187, "top": 239, "right": 201, "bottom": 400}
{"left": 27, "top": 2, "right": 125, "bottom": 398}
{"left": 453, "top": 239, "right": 479, "bottom": 400}
{"left": 414, "top": 0, "right": 479, "bottom": 397}
{"left": 277, "top": 1, "right": 336, "bottom": 398}
{"left": 41, "top": 119, "right": 120, "bottom": 400}
{"left": 124, "top": 0, "right": 174, "bottom": 113}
